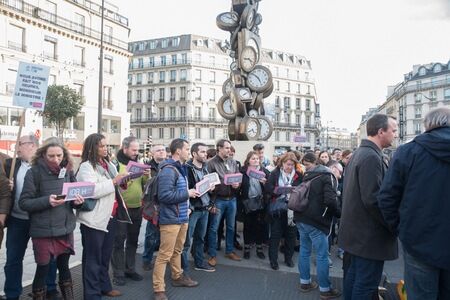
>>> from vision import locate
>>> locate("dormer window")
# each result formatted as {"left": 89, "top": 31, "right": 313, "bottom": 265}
{"left": 433, "top": 64, "right": 442, "bottom": 73}
{"left": 171, "top": 37, "right": 180, "bottom": 47}
{"left": 161, "top": 39, "right": 168, "bottom": 48}
{"left": 197, "top": 39, "right": 204, "bottom": 47}
{"left": 149, "top": 41, "right": 157, "bottom": 49}
{"left": 418, "top": 67, "right": 427, "bottom": 76}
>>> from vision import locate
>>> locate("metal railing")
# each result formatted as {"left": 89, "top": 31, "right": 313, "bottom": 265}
{"left": 69, "top": 0, "right": 128, "bottom": 27}
{"left": 131, "top": 117, "right": 227, "bottom": 124}
{"left": 393, "top": 79, "right": 450, "bottom": 99}
{"left": 7, "top": 40, "right": 26, "bottom": 52}
{"left": 128, "top": 59, "right": 230, "bottom": 71}
{"left": 0, "top": 0, "right": 128, "bottom": 50}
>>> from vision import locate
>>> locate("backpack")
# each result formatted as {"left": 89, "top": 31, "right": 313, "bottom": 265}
{"left": 141, "top": 164, "right": 180, "bottom": 225}
{"left": 288, "top": 175, "right": 321, "bottom": 213}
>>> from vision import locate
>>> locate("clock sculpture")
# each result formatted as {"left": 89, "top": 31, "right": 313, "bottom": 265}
{"left": 216, "top": 0, "right": 274, "bottom": 141}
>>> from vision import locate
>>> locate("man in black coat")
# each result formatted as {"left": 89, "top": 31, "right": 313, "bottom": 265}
{"left": 338, "top": 114, "right": 398, "bottom": 299}
{"left": 378, "top": 108, "right": 450, "bottom": 299}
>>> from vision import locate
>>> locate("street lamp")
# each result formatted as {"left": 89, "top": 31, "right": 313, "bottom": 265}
{"left": 97, "top": 0, "right": 105, "bottom": 133}
{"left": 326, "top": 120, "right": 333, "bottom": 150}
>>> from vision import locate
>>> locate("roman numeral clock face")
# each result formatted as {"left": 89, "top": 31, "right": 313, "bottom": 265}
{"left": 246, "top": 66, "right": 272, "bottom": 93}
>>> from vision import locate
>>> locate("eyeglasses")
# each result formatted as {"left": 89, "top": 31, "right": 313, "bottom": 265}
{"left": 19, "top": 141, "right": 34, "bottom": 146}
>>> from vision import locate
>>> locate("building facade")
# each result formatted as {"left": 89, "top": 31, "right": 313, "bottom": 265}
{"left": 128, "top": 34, "right": 321, "bottom": 152}
{"left": 0, "top": 0, "right": 130, "bottom": 155}
{"left": 358, "top": 62, "right": 450, "bottom": 147}
{"left": 320, "top": 126, "right": 357, "bottom": 151}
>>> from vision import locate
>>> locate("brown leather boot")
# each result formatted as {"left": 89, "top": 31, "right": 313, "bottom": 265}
{"left": 58, "top": 280, "right": 74, "bottom": 300}
{"left": 32, "top": 288, "right": 46, "bottom": 300}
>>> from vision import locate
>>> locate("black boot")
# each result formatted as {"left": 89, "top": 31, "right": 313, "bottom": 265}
{"left": 243, "top": 244, "right": 251, "bottom": 259}
{"left": 58, "top": 280, "right": 74, "bottom": 300}
{"left": 32, "top": 288, "right": 46, "bottom": 300}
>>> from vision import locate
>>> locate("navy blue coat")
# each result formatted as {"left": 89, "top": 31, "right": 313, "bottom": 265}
{"left": 378, "top": 127, "right": 450, "bottom": 270}
{"left": 157, "top": 159, "right": 189, "bottom": 225}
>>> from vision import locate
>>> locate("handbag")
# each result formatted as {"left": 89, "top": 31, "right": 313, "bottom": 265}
{"left": 78, "top": 198, "right": 97, "bottom": 211}
{"left": 268, "top": 195, "right": 288, "bottom": 217}
{"left": 242, "top": 195, "right": 263, "bottom": 213}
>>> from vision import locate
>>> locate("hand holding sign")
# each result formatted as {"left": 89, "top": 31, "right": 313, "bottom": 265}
{"left": 62, "top": 182, "right": 96, "bottom": 201}
{"left": 224, "top": 173, "right": 243, "bottom": 185}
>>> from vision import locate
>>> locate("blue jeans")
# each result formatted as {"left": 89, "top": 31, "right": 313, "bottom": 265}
{"left": 4, "top": 216, "right": 57, "bottom": 298}
{"left": 142, "top": 221, "right": 160, "bottom": 264}
{"left": 181, "top": 210, "right": 209, "bottom": 272}
{"left": 343, "top": 253, "right": 384, "bottom": 300}
{"left": 404, "top": 248, "right": 450, "bottom": 300}
{"left": 208, "top": 198, "right": 237, "bottom": 257}
{"left": 297, "top": 223, "right": 331, "bottom": 292}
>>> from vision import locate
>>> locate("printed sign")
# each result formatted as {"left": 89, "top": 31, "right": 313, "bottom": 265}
{"left": 119, "top": 172, "right": 144, "bottom": 185}
{"left": 13, "top": 62, "right": 50, "bottom": 111}
{"left": 246, "top": 168, "right": 266, "bottom": 180}
{"left": 224, "top": 173, "right": 243, "bottom": 185}
{"left": 204, "top": 172, "right": 221, "bottom": 185}
{"left": 62, "top": 182, "right": 95, "bottom": 201}
{"left": 195, "top": 178, "right": 211, "bottom": 196}
{"left": 126, "top": 161, "right": 149, "bottom": 174}
{"left": 274, "top": 186, "right": 295, "bottom": 195}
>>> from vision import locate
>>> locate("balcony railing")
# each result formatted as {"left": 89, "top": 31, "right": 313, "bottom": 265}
{"left": 73, "top": 59, "right": 86, "bottom": 67}
{"left": 128, "top": 59, "right": 229, "bottom": 71}
{"left": 42, "top": 52, "right": 58, "bottom": 61}
{"left": 0, "top": 0, "right": 128, "bottom": 50}
{"left": 393, "top": 79, "right": 450, "bottom": 99}
{"left": 69, "top": 0, "right": 128, "bottom": 27}
{"left": 131, "top": 117, "right": 227, "bottom": 124}
{"left": 7, "top": 41, "right": 26, "bottom": 52}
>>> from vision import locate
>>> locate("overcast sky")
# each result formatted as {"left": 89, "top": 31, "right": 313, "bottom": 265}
{"left": 113, "top": 0, "right": 450, "bottom": 131}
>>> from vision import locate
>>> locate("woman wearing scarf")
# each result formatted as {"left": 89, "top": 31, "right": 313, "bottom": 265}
{"left": 264, "top": 152, "right": 303, "bottom": 270}
{"left": 76, "top": 133, "right": 131, "bottom": 300}
{"left": 239, "top": 151, "right": 270, "bottom": 260}
{"left": 19, "top": 141, "right": 84, "bottom": 299}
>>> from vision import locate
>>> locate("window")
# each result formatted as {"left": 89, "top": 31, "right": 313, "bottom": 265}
{"left": 147, "top": 128, "right": 152, "bottom": 138}
{"left": 127, "top": 90, "right": 132, "bottom": 103}
{"left": 49, "top": 74, "right": 56, "bottom": 85}
{"left": 136, "top": 73, "right": 142, "bottom": 85}
{"left": 286, "top": 113, "right": 291, "bottom": 124}
{"left": 149, "top": 41, "right": 157, "bottom": 49}
{"left": 195, "top": 107, "right": 201, "bottom": 119}
{"left": 284, "top": 97, "right": 290, "bottom": 109}
{"left": 43, "top": 37, "right": 57, "bottom": 60}
{"left": 170, "top": 87, "right": 176, "bottom": 101}
{"left": 295, "top": 114, "right": 301, "bottom": 125}
{"left": 195, "top": 128, "right": 201, "bottom": 139}
{"left": 136, "top": 90, "right": 142, "bottom": 102}
{"left": 305, "top": 72, "right": 309, "bottom": 80}
{"left": 161, "top": 39, "right": 168, "bottom": 48}
{"left": 416, "top": 81, "right": 422, "bottom": 89}
{"left": 195, "top": 70, "right": 202, "bottom": 81}
{"left": 209, "top": 108, "right": 215, "bottom": 120}
{"left": 446, "top": 75, "right": 450, "bottom": 84}
{"left": 433, "top": 64, "right": 442, "bottom": 73}
{"left": 274, "top": 67, "right": 279, "bottom": 77}
{"left": 307, "top": 85, "right": 311, "bottom": 94}
{"left": 147, "top": 72, "right": 154, "bottom": 83}
{"left": 159, "top": 108, "right": 165, "bottom": 120}
{"left": 180, "top": 87, "right": 186, "bottom": 100}
{"left": 445, "top": 88, "right": 450, "bottom": 101}
{"left": 159, "top": 128, "right": 164, "bottom": 139}
{"left": 275, "top": 131, "right": 280, "bottom": 142}
{"left": 104, "top": 56, "right": 113, "bottom": 74}
{"left": 170, "top": 70, "right": 176, "bottom": 82}
{"left": 414, "top": 122, "right": 422, "bottom": 134}
{"left": 147, "top": 89, "right": 154, "bottom": 101}
{"left": 169, "top": 107, "right": 176, "bottom": 120}
{"left": 195, "top": 87, "right": 202, "bottom": 100}
{"left": 180, "top": 106, "right": 186, "bottom": 117}
{"left": 159, "top": 71, "right": 165, "bottom": 83}
{"left": 286, "top": 82, "right": 290, "bottom": 92}
{"left": 135, "top": 128, "right": 141, "bottom": 139}
{"left": 180, "top": 69, "right": 187, "bottom": 81}
{"left": 73, "top": 115, "right": 84, "bottom": 131}
{"left": 172, "top": 37, "right": 180, "bottom": 47}
{"left": 74, "top": 46, "right": 85, "bottom": 66}
{"left": 209, "top": 88, "right": 215, "bottom": 101}
{"left": 429, "top": 90, "right": 437, "bottom": 101}
{"left": 286, "top": 68, "right": 290, "bottom": 78}
{"left": 160, "top": 56, "right": 166, "bottom": 66}
{"left": 209, "top": 71, "right": 216, "bottom": 83}
{"left": 159, "top": 88, "right": 165, "bottom": 101}
{"left": 306, "top": 99, "right": 311, "bottom": 110}
{"left": 431, "top": 77, "right": 439, "bottom": 87}
{"left": 180, "top": 127, "right": 185, "bottom": 136}
{"left": 296, "top": 70, "right": 300, "bottom": 80}
{"left": 275, "top": 80, "right": 280, "bottom": 91}
{"left": 171, "top": 54, "right": 177, "bottom": 65}
{"left": 209, "top": 56, "right": 215, "bottom": 66}
{"left": 73, "top": 13, "right": 84, "bottom": 33}
{"left": 415, "top": 106, "right": 422, "bottom": 118}
{"left": 286, "top": 131, "right": 290, "bottom": 142}
{"left": 419, "top": 67, "right": 426, "bottom": 76}
{"left": 135, "top": 108, "right": 142, "bottom": 121}
{"left": 414, "top": 93, "right": 422, "bottom": 103}
{"left": 128, "top": 74, "right": 132, "bottom": 85}
{"left": 297, "top": 84, "right": 301, "bottom": 93}
{"left": 169, "top": 128, "right": 175, "bottom": 139}
{"left": 103, "top": 86, "right": 112, "bottom": 101}
{"left": 275, "top": 113, "right": 280, "bottom": 122}
{"left": 146, "top": 108, "right": 151, "bottom": 119}
{"left": 8, "top": 24, "right": 25, "bottom": 52}
{"left": 149, "top": 57, "right": 155, "bottom": 67}
{"left": 305, "top": 115, "right": 311, "bottom": 125}
{"left": 275, "top": 96, "right": 280, "bottom": 108}
{"left": 194, "top": 53, "right": 201, "bottom": 64}
{"left": 181, "top": 53, "right": 187, "bottom": 64}
{"left": 296, "top": 98, "right": 301, "bottom": 109}
{"left": 209, "top": 128, "right": 215, "bottom": 139}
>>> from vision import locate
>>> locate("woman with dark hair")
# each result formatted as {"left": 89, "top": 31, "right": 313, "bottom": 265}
{"left": 265, "top": 152, "right": 303, "bottom": 270}
{"left": 76, "top": 133, "right": 130, "bottom": 300}
{"left": 318, "top": 151, "right": 331, "bottom": 166}
{"left": 239, "top": 151, "right": 270, "bottom": 260}
{"left": 19, "top": 141, "right": 84, "bottom": 299}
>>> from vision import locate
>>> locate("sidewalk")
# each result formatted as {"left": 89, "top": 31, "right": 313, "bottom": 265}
{"left": 1, "top": 220, "right": 404, "bottom": 299}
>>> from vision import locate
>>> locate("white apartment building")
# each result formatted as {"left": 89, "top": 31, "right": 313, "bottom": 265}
{"left": 128, "top": 34, "right": 321, "bottom": 152}
{"left": 0, "top": 0, "right": 130, "bottom": 155}
{"left": 319, "top": 127, "right": 358, "bottom": 150}
{"left": 358, "top": 61, "right": 450, "bottom": 147}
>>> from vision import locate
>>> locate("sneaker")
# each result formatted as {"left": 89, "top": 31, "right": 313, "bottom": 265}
{"left": 112, "top": 276, "right": 126, "bottom": 286}
{"left": 153, "top": 291, "right": 168, "bottom": 300}
{"left": 225, "top": 252, "right": 241, "bottom": 261}
{"left": 256, "top": 250, "right": 265, "bottom": 260}
{"left": 125, "top": 272, "right": 143, "bottom": 281}
{"left": 143, "top": 261, "right": 153, "bottom": 271}
{"left": 320, "top": 288, "right": 341, "bottom": 299}
{"left": 243, "top": 251, "right": 250, "bottom": 259}
{"left": 194, "top": 264, "right": 215, "bottom": 272}
{"left": 299, "top": 281, "right": 318, "bottom": 292}
{"left": 208, "top": 256, "right": 217, "bottom": 267}
{"left": 171, "top": 275, "right": 199, "bottom": 287}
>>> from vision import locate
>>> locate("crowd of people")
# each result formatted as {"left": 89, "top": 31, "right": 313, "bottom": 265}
{"left": 0, "top": 107, "right": 449, "bottom": 300}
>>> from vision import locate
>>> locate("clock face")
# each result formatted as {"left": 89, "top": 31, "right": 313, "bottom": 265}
{"left": 240, "top": 46, "right": 257, "bottom": 72}
{"left": 230, "top": 61, "right": 238, "bottom": 71}
{"left": 218, "top": 95, "right": 236, "bottom": 120}
{"left": 258, "top": 117, "right": 273, "bottom": 141}
{"left": 238, "top": 88, "right": 252, "bottom": 100}
{"left": 246, "top": 118, "right": 260, "bottom": 139}
{"left": 247, "top": 66, "right": 272, "bottom": 93}
{"left": 248, "top": 109, "right": 258, "bottom": 118}
{"left": 223, "top": 98, "right": 233, "bottom": 114}
{"left": 216, "top": 12, "right": 240, "bottom": 31}
{"left": 247, "top": 38, "right": 260, "bottom": 61}
{"left": 222, "top": 78, "right": 233, "bottom": 96}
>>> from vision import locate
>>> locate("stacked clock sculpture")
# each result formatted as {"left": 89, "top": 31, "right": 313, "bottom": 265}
{"left": 216, "top": 0, "right": 274, "bottom": 141}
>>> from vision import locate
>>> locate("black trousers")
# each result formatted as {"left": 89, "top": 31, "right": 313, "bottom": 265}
{"left": 269, "top": 212, "right": 296, "bottom": 263}
{"left": 111, "top": 207, "right": 142, "bottom": 277}
{"left": 243, "top": 210, "right": 266, "bottom": 245}
{"left": 80, "top": 218, "right": 116, "bottom": 300}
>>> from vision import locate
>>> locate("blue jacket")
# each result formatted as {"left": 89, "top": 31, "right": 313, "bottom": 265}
{"left": 157, "top": 159, "right": 189, "bottom": 225}
{"left": 378, "top": 127, "right": 450, "bottom": 270}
